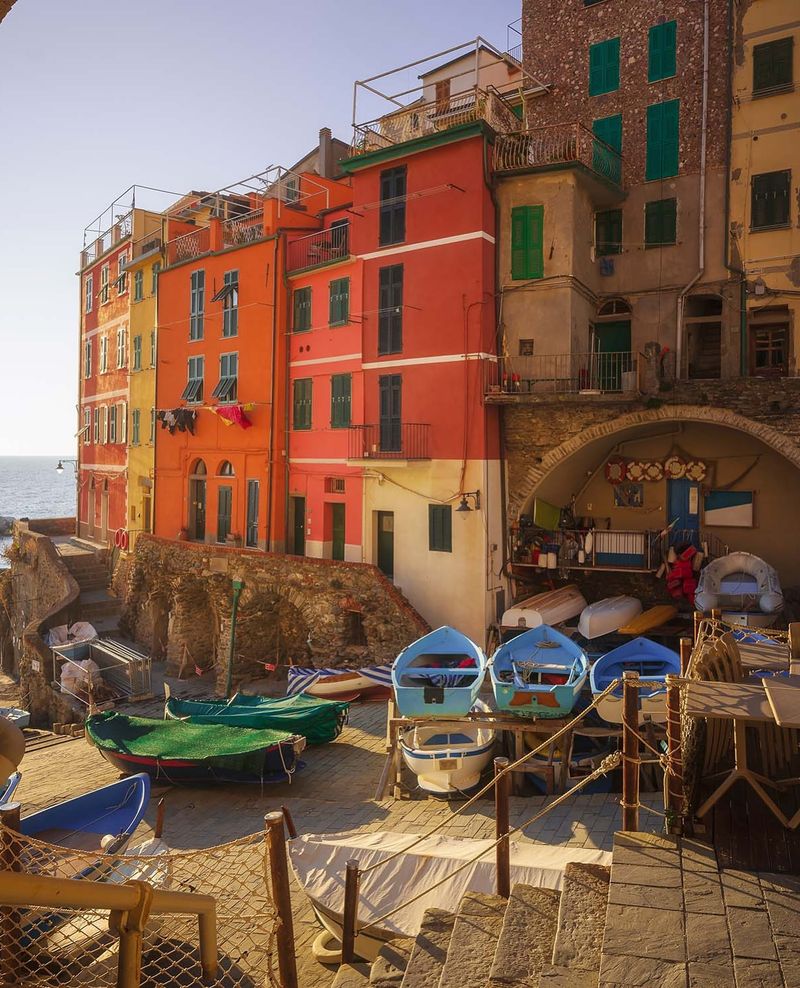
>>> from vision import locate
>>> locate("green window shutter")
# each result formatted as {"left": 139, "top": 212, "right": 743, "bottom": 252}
{"left": 753, "top": 37, "right": 793, "bottom": 94}
{"left": 329, "top": 278, "right": 350, "bottom": 326}
{"left": 331, "top": 374, "right": 351, "bottom": 428}
{"left": 646, "top": 100, "right": 679, "bottom": 180}
{"left": 293, "top": 379, "right": 312, "bottom": 430}
{"left": 591, "top": 114, "right": 622, "bottom": 183}
{"left": 595, "top": 209, "right": 622, "bottom": 256}
{"left": 752, "top": 171, "right": 791, "bottom": 229}
{"left": 293, "top": 287, "right": 311, "bottom": 332}
{"left": 510, "top": 205, "right": 544, "bottom": 281}
{"left": 648, "top": 21, "right": 677, "bottom": 82}
{"left": 589, "top": 38, "right": 620, "bottom": 96}
{"left": 428, "top": 505, "right": 452, "bottom": 553}
{"left": 645, "top": 198, "right": 677, "bottom": 246}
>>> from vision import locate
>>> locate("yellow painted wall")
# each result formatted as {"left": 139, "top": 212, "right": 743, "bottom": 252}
{"left": 731, "top": 0, "right": 800, "bottom": 372}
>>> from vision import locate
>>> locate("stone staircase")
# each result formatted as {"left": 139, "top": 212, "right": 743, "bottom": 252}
{"left": 57, "top": 544, "right": 122, "bottom": 634}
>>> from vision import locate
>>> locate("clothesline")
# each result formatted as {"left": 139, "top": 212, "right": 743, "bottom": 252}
{"left": 157, "top": 402, "right": 255, "bottom": 434}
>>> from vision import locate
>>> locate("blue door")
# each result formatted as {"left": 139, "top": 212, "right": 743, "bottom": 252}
{"left": 667, "top": 479, "right": 699, "bottom": 546}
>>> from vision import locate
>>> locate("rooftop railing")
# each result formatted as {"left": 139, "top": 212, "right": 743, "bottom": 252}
{"left": 287, "top": 223, "right": 350, "bottom": 273}
{"left": 222, "top": 208, "right": 265, "bottom": 248}
{"left": 494, "top": 123, "right": 623, "bottom": 186}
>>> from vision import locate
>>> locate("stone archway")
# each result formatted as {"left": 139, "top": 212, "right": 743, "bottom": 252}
{"left": 510, "top": 404, "right": 800, "bottom": 520}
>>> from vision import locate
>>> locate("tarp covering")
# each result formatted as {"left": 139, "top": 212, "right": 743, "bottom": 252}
{"left": 47, "top": 623, "right": 98, "bottom": 647}
{"left": 289, "top": 830, "right": 613, "bottom": 938}
{"left": 165, "top": 692, "right": 349, "bottom": 745}
{"left": 286, "top": 665, "right": 392, "bottom": 696}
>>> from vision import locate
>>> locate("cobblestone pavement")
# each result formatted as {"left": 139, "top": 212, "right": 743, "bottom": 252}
{"left": 16, "top": 693, "right": 663, "bottom": 987}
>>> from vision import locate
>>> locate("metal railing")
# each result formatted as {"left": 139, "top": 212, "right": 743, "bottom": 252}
{"left": 352, "top": 87, "right": 519, "bottom": 154}
{"left": 132, "top": 235, "right": 162, "bottom": 259}
{"left": 167, "top": 226, "right": 211, "bottom": 265}
{"left": 51, "top": 638, "right": 153, "bottom": 705}
{"left": 287, "top": 223, "right": 350, "bottom": 273}
{"left": 222, "top": 208, "right": 265, "bottom": 248}
{"left": 494, "top": 123, "right": 623, "bottom": 185}
{"left": 81, "top": 211, "right": 133, "bottom": 267}
{"left": 486, "top": 352, "right": 640, "bottom": 396}
{"left": 347, "top": 423, "right": 430, "bottom": 460}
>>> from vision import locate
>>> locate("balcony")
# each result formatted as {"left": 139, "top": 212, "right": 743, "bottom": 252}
{"left": 222, "top": 209, "right": 265, "bottom": 248}
{"left": 167, "top": 227, "right": 210, "bottom": 266}
{"left": 494, "top": 124, "right": 623, "bottom": 188}
{"left": 347, "top": 423, "right": 430, "bottom": 463}
{"left": 287, "top": 223, "right": 350, "bottom": 274}
{"left": 486, "top": 352, "right": 641, "bottom": 401}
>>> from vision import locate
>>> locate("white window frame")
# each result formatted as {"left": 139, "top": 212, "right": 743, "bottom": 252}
{"left": 119, "top": 401, "right": 127, "bottom": 444}
{"left": 117, "top": 252, "right": 129, "bottom": 294}
{"left": 108, "top": 403, "right": 117, "bottom": 444}
{"left": 116, "top": 326, "right": 126, "bottom": 369}
{"left": 93, "top": 407, "right": 100, "bottom": 443}
{"left": 85, "top": 275, "right": 93, "bottom": 314}
{"left": 84, "top": 338, "right": 92, "bottom": 379}
{"left": 101, "top": 405, "right": 109, "bottom": 444}
{"left": 100, "top": 264, "right": 110, "bottom": 304}
{"left": 100, "top": 335, "right": 108, "bottom": 373}
{"left": 83, "top": 408, "right": 91, "bottom": 444}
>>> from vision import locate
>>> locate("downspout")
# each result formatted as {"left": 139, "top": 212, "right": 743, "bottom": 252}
{"left": 282, "top": 251, "right": 291, "bottom": 558}
{"left": 224, "top": 578, "right": 244, "bottom": 698}
{"left": 676, "top": 0, "right": 709, "bottom": 379}
{"left": 266, "top": 235, "right": 280, "bottom": 550}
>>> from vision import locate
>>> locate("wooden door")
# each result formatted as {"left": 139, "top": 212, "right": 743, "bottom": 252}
{"left": 377, "top": 511, "right": 394, "bottom": 579}
{"left": 331, "top": 503, "right": 345, "bottom": 561}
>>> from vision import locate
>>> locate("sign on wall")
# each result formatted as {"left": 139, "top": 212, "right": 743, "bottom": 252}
{"left": 703, "top": 490, "right": 754, "bottom": 528}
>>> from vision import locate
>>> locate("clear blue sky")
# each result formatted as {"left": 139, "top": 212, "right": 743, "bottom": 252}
{"left": 0, "top": 0, "right": 520, "bottom": 455}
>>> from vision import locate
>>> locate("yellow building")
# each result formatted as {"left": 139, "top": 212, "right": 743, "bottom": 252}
{"left": 124, "top": 229, "right": 163, "bottom": 548}
{"left": 730, "top": 1, "right": 800, "bottom": 376}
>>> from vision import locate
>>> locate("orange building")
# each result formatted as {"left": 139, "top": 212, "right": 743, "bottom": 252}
{"left": 154, "top": 141, "right": 351, "bottom": 550}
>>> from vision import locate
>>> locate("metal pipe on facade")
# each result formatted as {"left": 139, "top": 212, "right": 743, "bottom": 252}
{"left": 224, "top": 578, "right": 244, "bottom": 698}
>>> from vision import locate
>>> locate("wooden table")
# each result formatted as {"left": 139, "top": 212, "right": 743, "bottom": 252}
{"left": 762, "top": 676, "right": 800, "bottom": 728}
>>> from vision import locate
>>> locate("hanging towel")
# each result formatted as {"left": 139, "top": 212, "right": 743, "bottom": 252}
{"left": 211, "top": 404, "right": 252, "bottom": 430}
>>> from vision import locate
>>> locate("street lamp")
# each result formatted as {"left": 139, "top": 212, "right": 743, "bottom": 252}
{"left": 55, "top": 459, "right": 77, "bottom": 475}
{"left": 455, "top": 490, "right": 481, "bottom": 513}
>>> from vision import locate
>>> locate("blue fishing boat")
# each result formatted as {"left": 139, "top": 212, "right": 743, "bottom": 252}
{"left": 490, "top": 625, "right": 588, "bottom": 719}
{"left": 392, "top": 626, "right": 486, "bottom": 718}
{"left": 0, "top": 772, "right": 20, "bottom": 805}
{"left": 590, "top": 637, "right": 680, "bottom": 725}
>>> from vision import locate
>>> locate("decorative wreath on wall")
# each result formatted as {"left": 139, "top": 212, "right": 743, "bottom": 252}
{"left": 626, "top": 461, "right": 646, "bottom": 482}
{"left": 604, "top": 455, "right": 706, "bottom": 484}
{"left": 664, "top": 456, "right": 687, "bottom": 480}
{"left": 605, "top": 456, "right": 628, "bottom": 484}
{"left": 644, "top": 461, "right": 664, "bottom": 481}
{"left": 685, "top": 460, "right": 708, "bottom": 482}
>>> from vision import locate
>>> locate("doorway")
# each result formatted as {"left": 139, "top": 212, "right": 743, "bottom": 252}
{"left": 100, "top": 481, "right": 109, "bottom": 544}
{"left": 246, "top": 480, "right": 260, "bottom": 548}
{"left": 667, "top": 478, "right": 700, "bottom": 546}
{"left": 189, "top": 460, "right": 207, "bottom": 542}
{"left": 593, "top": 299, "right": 632, "bottom": 392}
{"left": 217, "top": 485, "right": 232, "bottom": 543}
{"left": 376, "top": 510, "right": 394, "bottom": 578}
{"left": 142, "top": 494, "right": 152, "bottom": 534}
{"left": 685, "top": 295, "right": 722, "bottom": 379}
{"left": 330, "top": 503, "right": 345, "bottom": 561}
{"left": 290, "top": 496, "right": 306, "bottom": 556}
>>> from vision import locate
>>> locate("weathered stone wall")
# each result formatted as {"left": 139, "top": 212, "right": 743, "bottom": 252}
{"left": 122, "top": 536, "right": 430, "bottom": 694}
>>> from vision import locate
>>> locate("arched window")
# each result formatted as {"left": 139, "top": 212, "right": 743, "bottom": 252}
{"left": 597, "top": 298, "right": 631, "bottom": 318}
{"left": 218, "top": 460, "right": 234, "bottom": 476}
{"left": 190, "top": 459, "right": 207, "bottom": 477}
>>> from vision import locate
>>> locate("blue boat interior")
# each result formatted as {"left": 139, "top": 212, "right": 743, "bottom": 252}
{"left": 399, "top": 652, "right": 481, "bottom": 689}
{"left": 425, "top": 732, "right": 475, "bottom": 746}
{"left": 591, "top": 639, "right": 680, "bottom": 699}
{"left": 494, "top": 637, "right": 585, "bottom": 692}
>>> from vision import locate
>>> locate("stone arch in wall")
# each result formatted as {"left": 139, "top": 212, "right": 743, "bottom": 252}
{"left": 166, "top": 577, "right": 220, "bottom": 676}
{"left": 511, "top": 404, "right": 800, "bottom": 521}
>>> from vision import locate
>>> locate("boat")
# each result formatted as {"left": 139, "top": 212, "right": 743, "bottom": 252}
{"left": 392, "top": 626, "right": 486, "bottom": 718}
{"left": 85, "top": 711, "right": 306, "bottom": 785}
{"left": 399, "top": 700, "right": 495, "bottom": 797}
{"left": 19, "top": 774, "right": 150, "bottom": 855}
{"left": 289, "top": 829, "right": 611, "bottom": 962}
{"left": 500, "top": 584, "right": 588, "bottom": 630}
{"left": 695, "top": 551, "right": 784, "bottom": 615}
{"left": 0, "top": 707, "right": 30, "bottom": 729}
{"left": 578, "top": 596, "right": 642, "bottom": 640}
{"left": 490, "top": 625, "right": 588, "bottom": 719}
{"left": 589, "top": 637, "right": 681, "bottom": 725}
{"left": 164, "top": 689, "right": 349, "bottom": 745}
{"left": 0, "top": 771, "right": 20, "bottom": 805}
{"left": 522, "top": 725, "right": 616, "bottom": 795}
{"left": 287, "top": 664, "right": 392, "bottom": 701}
{"left": 618, "top": 605, "right": 678, "bottom": 635}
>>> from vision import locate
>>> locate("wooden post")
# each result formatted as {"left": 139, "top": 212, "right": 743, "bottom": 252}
{"left": 494, "top": 757, "right": 510, "bottom": 899}
{"left": 154, "top": 797, "right": 165, "bottom": 840}
{"left": 665, "top": 675, "right": 683, "bottom": 830}
{"left": 513, "top": 729, "right": 526, "bottom": 796}
{"left": 679, "top": 637, "right": 692, "bottom": 677}
{"left": 789, "top": 623, "right": 800, "bottom": 676}
{"left": 622, "top": 672, "right": 640, "bottom": 833}
{"left": 264, "top": 812, "right": 298, "bottom": 988}
{"left": 0, "top": 802, "right": 21, "bottom": 985}
{"left": 693, "top": 610, "right": 703, "bottom": 642}
{"left": 385, "top": 696, "right": 396, "bottom": 751}
{"left": 391, "top": 722, "right": 403, "bottom": 798}
{"left": 281, "top": 805, "right": 298, "bottom": 840}
{"left": 341, "top": 860, "right": 360, "bottom": 965}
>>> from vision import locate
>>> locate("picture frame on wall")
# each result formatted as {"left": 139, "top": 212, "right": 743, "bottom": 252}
{"left": 613, "top": 482, "right": 644, "bottom": 508}
{"left": 703, "top": 490, "right": 754, "bottom": 528}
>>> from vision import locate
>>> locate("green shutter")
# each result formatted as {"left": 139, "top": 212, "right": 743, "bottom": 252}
{"left": 589, "top": 38, "right": 620, "bottom": 96}
{"left": 329, "top": 278, "right": 350, "bottom": 326}
{"left": 428, "top": 505, "right": 452, "bottom": 553}
{"left": 592, "top": 114, "right": 622, "bottom": 183}
{"left": 293, "top": 379, "right": 312, "bottom": 430}
{"left": 331, "top": 374, "right": 351, "bottom": 428}
{"left": 293, "top": 287, "right": 311, "bottom": 332}
{"left": 645, "top": 199, "right": 677, "bottom": 246}
{"left": 510, "top": 205, "right": 544, "bottom": 281}
{"left": 753, "top": 37, "right": 794, "bottom": 94}
{"left": 646, "top": 100, "right": 679, "bottom": 180}
{"left": 648, "top": 21, "right": 677, "bottom": 82}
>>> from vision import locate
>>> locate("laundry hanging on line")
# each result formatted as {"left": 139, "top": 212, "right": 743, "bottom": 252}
{"left": 157, "top": 409, "right": 197, "bottom": 435}
{"left": 209, "top": 404, "right": 253, "bottom": 429}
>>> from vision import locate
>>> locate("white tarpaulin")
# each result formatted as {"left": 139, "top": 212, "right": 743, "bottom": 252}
{"left": 47, "top": 622, "right": 98, "bottom": 647}
{"left": 289, "top": 829, "right": 612, "bottom": 938}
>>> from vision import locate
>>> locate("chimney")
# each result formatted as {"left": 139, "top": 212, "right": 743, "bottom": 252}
{"left": 318, "top": 127, "right": 334, "bottom": 179}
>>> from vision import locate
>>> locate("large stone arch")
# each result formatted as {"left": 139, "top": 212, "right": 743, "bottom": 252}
{"left": 510, "top": 404, "right": 800, "bottom": 520}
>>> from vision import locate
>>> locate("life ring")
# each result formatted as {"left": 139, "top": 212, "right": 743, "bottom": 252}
{"left": 685, "top": 460, "right": 707, "bottom": 482}
{"left": 664, "top": 455, "right": 686, "bottom": 480}
{"left": 626, "top": 461, "right": 646, "bottom": 482}
{"left": 605, "top": 456, "right": 627, "bottom": 484}
{"left": 643, "top": 461, "right": 664, "bottom": 482}
{"left": 115, "top": 529, "right": 129, "bottom": 550}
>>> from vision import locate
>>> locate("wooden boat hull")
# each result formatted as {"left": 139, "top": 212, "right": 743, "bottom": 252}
{"left": 501, "top": 584, "right": 588, "bottom": 630}
{"left": 0, "top": 707, "right": 30, "bottom": 729}
{"left": 618, "top": 605, "right": 678, "bottom": 635}
{"left": 392, "top": 626, "right": 487, "bottom": 718}
{"left": 578, "top": 596, "right": 642, "bottom": 640}
{"left": 95, "top": 743, "right": 305, "bottom": 785}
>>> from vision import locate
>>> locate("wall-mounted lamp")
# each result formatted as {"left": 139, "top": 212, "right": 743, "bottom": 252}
{"left": 55, "top": 459, "right": 78, "bottom": 476}
{"left": 455, "top": 490, "right": 481, "bottom": 513}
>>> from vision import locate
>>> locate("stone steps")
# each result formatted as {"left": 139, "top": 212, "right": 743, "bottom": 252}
{"left": 400, "top": 908, "right": 456, "bottom": 988}
{"left": 487, "top": 884, "right": 560, "bottom": 988}
{"left": 437, "top": 892, "right": 507, "bottom": 988}
{"left": 370, "top": 938, "right": 414, "bottom": 987}
{"left": 552, "top": 863, "right": 610, "bottom": 974}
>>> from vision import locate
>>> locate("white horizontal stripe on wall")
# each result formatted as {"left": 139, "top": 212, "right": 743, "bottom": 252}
{"left": 290, "top": 353, "right": 362, "bottom": 368}
{"left": 358, "top": 230, "right": 495, "bottom": 261}
{"left": 361, "top": 352, "right": 497, "bottom": 370}
{"left": 82, "top": 388, "right": 129, "bottom": 403}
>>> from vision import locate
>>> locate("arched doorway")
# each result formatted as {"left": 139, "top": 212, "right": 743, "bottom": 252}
{"left": 592, "top": 299, "right": 632, "bottom": 391}
{"left": 188, "top": 459, "right": 207, "bottom": 542}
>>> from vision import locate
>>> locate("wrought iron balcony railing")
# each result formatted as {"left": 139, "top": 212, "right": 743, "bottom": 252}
{"left": 347, "top": 423, "right": 430, "bottom": 461}
{"left": 222, "top": 209, "right": 265, "bottom": 248}
{"left": 166, "top": 227, "right": 211, "bottom": 266}
{"left": 486, "top": 352, "right": 640, "bottom": 397}
{"left": 494, "top": 123, "right": 623, "bottom": 186}
{"left": 287, "top": 223, "right": 350, "bottom": 273}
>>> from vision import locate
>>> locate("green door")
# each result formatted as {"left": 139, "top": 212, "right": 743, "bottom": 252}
{"left": 594, "top": 320, "right": 631, "bottom": 391}
{"left": 331, "top": 503, "right": 345, "bottom": 561}
{"left": 291, "top": 496, "right": 305, "bottom": 556}
{"left": 217, "top": 486, "right": 232, "bottom": 544}
{"left": 592, "top": 114, "right": 622, "bottom": 184}
{"left": 377, "top": 511, "right": 394, "bottom": 579}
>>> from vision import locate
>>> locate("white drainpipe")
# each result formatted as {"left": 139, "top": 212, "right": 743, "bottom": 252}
{"left": 676, "top": 0, "right": 709, "bottom": 379}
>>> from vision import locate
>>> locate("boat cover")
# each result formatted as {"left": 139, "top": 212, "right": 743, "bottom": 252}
{"left": 47, "top": 622, "right": 98, "bottom": 647}
{"left": 165, "top": 692, "right": 348, "bottom": 744}
{"left": 289, "top": 830, "right": 612, "bottom": 938}
{"left": 286, "top": 665, "right": 392, "bottom": 696}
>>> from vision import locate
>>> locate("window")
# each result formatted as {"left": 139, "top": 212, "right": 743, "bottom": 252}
{"left": 182, "top": 355, "right": 204, "bottom": 402}
{"left": 150, "top": 329, "right": 156, "bottom": 366}
{"left": 150, "top": 407, "right": 155, "bottom": 443}
{"left": 102, "top": 406, "right": 109, "bottom": 443}
{"left": 648, "top": 21, "right": 677, "bottom": 82}
{"left": 330, "top": 374, "right": 351, "bottom": 428}
{"left": 93, "top": 407, "right": 100, "bottom": 443}
{"left": 116, "top": 253, "right": 128, "bottom": 294}
{"left": 750, "top": 309, "right": 789, "bottom": 377}
{"left": 190, "top": 270, "right": 205, "bottom": 340}
{"left": 119, "top": 401, "right": 127, "bottom": 443}
{"left": 751, "top": 171, "right": 791, "bottom": 230}
{"left": 99, "top": 335, "right": 108, "bottom": 373}
{"left": 84, "top": 338, "right": 92, "bottom": 378}
{"left": 511, "top": 205, "right": 544, "bottom": 280}
{"left": 379, "top": 374, "right": 401, "bottom": 452}
{"left": 151, "top": 261, "right": 161, "bottom": 295}
{"left": 293, "top": 287, "right": 312, "bottom": 332}
{"left": 325, "top": 477, "right": 346, "bottom": 494}
{"left": 133, "top": 269, "right": 143, "bottom": 302}
{"left": 753, "top": 37, "right": 793, "bottom": 95}
{"left": 592, "top": 114, "right": 622, "bottom": 183}
{"left": 428, "top": 505, "right": 452, "bottom": 553}
{"left": 644, "top": 198, "right": 677, "bottom": 246}
{"left": 519, "top": 339, "right": 535, "bottom": 356}
{"left": 131, "top": 408, "right": 141, "bottom": 445}
{"left": 116, "top": 326, "right": 126, "bottom": 368}
{"left": 595, "top": 209, "right": 623, "bottom": 255}
{"left": 379, "top": 166, "right": 407, "bottom": 246}
{"left": 212, "top": 270, "right": 238, "bottom": 337}
{"left": 293, "top": 378, "right": 312, "bottom": 430}
{"left": 589, "top": 37, "right": 620, "bottom": 96}
{"left": 645, "top": 99, "right": 680, "bottom": 180}
{"left": 329, "top": 277, "right": 350, "bottom": 326}
{"left": 246, "top": 480, "right": 260, "bottom": 548}
{"left": 85, "top": 275, "right": 93, "bottom": 314}
{"left": 108, "top": 404, "right": 117, "bottom": 444}
{"left": 132, "top": 334, "right": 142, "bottom": 371}
{"left": 100, "top": 264, "right": 110, "bottom": 304}
{"left": 285, "top": 176, "right": 299, "bottom": 203}
{"left": 378, "top": 265, "right": 403, "bottom": 354}
{"left": 83, "top": 408, "right": 91, "bottom": 444}
{"left": 212, "top": 352, "right": 238, "bottom": 402}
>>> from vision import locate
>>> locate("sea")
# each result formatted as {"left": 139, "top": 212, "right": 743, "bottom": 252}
{"left": 0, "top": 456, "right": 76, "bottom": 569}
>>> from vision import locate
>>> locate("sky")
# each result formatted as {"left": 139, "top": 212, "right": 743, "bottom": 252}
{"left": 0, "top": 0, "right": 521, "bottom": 456}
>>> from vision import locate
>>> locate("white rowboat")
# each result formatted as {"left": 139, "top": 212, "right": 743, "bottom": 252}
{"left": 501, "top": 584, "right": 588, "bottom": 630}
{"left": 578, "top": 596, "right": 642, "bottom": 640}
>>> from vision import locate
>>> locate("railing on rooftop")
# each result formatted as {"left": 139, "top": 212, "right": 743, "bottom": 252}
{"left": 167, "top": 227, "right": 211, "bottom": 266}
{"left": 80, "top": 211, "right": 132, "bottom": 267}
{"left": 486, "top": 352, "right": 640, "bottom": 397}
{"left": 348, "top": 423, "right": 430, "bottom": 460}
{"left": 352, "top": 87, "right": 519, "bottom": 155}
{"left": 222, "top": 208, "right": 265, "bottom": 248}
{"left": 287, "top": 223, "right": 350, "bottom": 273}
{"left": 494, "top": 123, "right": 623, "bottom": 185}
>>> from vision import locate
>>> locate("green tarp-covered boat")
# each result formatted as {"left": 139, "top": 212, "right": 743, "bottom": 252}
{"left": 86, "top": 711, "right": 306, "bottom": 784}
{"left": 164, "top": 691, "right": 349, "bottom": 745}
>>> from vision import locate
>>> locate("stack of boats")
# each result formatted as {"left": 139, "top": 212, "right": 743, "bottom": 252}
{"left": 392, "top": 585, "right": 683, "bottom": 797}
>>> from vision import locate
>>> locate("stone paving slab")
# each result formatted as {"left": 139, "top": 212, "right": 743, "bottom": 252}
{"left": 732, "top": 956, "right": 786, "bottom": 988}
{"left": 602, "top": 903, "right": 686, "bottom": 964}
{"left": 727, "top": 905, "right": 779, "bottom": 961}
{"left": 598, "top": 953, "right": 688, "bottom": 987}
